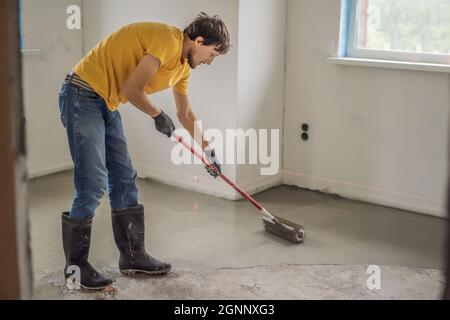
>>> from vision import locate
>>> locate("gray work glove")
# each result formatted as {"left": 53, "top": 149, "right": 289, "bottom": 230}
{"left": 204, "top": 148, "right": 222, "bottom": 178}
{"left": 153, "top": 110, "right": 175, "bottom": 137}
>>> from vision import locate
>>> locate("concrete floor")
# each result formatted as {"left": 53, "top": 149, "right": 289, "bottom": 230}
{"left": 29, "top": 171, "right": 448, "bottom": 299}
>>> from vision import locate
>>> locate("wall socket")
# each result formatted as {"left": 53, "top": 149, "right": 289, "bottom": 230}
{"left": 301, "top": 123, "right": 309, "bottom": 141}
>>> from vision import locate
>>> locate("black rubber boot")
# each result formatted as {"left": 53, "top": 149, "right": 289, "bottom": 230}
{"left": 62, "top": 212, "right": 113, "bottom": 290}
{"left": 111, "top": 205, "right": 172, "bottom": 275}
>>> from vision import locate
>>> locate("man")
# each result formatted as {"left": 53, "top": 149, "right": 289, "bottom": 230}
{"left": 58, "top": 12, "right": 231, "bottom": 289}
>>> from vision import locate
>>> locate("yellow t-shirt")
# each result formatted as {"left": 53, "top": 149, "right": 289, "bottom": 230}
{"left": 74, "top": 22, "right": 191, "bottom": 111}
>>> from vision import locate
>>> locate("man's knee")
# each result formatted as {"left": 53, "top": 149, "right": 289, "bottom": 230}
{"left": 87, "top": 174, "right": 108, "bottom": 199}
{"left": 111, "top": 169, "right": 138, "bottom": 186}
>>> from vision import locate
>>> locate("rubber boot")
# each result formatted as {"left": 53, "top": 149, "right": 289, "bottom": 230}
{"left": 111, "top": 205, "right": 171, "bottom": 275}
{"left": 62, "top": 212, "right": 113, "bottom": 290}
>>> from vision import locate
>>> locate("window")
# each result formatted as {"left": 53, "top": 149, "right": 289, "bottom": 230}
{"left": 340, "top": 0, "right": 450, "bottom": 65}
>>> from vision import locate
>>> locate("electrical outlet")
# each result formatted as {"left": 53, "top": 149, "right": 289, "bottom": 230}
{"left": 301, "top": 132, "right": 309, "bottom": 141}
{"left": 301, "top": 123, "right": 309, "bottom": 132}
{"left": 300, "top": 123, "right": 310, "bottom": 142}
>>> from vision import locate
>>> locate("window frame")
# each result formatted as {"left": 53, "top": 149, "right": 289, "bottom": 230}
{"left": 341, "top": 0, "right": 450, "bottom": 65}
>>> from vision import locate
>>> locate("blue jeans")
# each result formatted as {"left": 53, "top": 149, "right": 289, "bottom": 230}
{"left": 58, "top": 83, "right": 139, "bottom": 220}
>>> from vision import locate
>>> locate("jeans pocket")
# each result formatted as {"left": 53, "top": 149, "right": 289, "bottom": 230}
{"left": 77, "top": 87, "right": 101, "bottom": 100}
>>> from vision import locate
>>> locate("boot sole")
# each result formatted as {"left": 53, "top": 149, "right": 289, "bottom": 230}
{"left": 120, "top": 268, "right": 171, "bottom": 276}
{"left": 66, "top": 279, "right": 114, "bottom": 291}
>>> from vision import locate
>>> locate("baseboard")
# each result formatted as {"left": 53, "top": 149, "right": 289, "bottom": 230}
{"left": 136, "top": 163, "right": 238, "bottom": 200}
{"left": 238, "top": 173, "right": 283, "bottom": 196}
{"left": 136, "top": 164, "right": 283, "bottom": 200}
{"left": 26, "top": 160, "right": 282, "bottom": 201}
{"left": 282, "top": 170, "right": 447, "bottom": 218}
{"left": 27, "top": 161, "right": 73, "bottom": 180}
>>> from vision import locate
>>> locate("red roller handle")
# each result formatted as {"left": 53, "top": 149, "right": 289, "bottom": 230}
{"left": 173, "top": 134, "right": 264, "bottom": 211}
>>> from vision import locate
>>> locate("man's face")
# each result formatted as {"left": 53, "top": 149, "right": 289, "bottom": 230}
{"left": 187, "top": 37, "right": 220, "bottom": 69}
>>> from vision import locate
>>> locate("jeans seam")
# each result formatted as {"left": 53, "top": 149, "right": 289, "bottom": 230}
{"left": 107, "top": 111, "right": 122, "bottom": 209}
{"left": 73, "top": 100, "right": 85, "bottom": 217}
{"left": 105, "top": 110, "right": 119, "bottom": 128}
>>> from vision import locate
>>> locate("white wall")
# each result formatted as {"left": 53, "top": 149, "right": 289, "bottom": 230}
{"left": 22, "top": 0, "right": 83, "bottom": 178}
{"left": 235, "top": 0, "right": 286, "bottom": 193}
{"left": 284, "top": 0, "right": 450, "bottom": 217}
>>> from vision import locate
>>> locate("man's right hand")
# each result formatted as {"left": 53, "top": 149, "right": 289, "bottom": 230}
{"left": 153, "top": 110, "right": 175, "bottom": 137}
{"left": 204, "top": 148, "right": 222, "bottom": 178}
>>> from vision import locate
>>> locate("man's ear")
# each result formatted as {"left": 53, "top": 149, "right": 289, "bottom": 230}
{"left": 195, "top": 36, "right": 204, "bottom": 45}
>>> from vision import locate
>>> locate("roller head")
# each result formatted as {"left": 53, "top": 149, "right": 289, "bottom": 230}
{"left": 262, "top": 215, "right": 305, "bottom": 244}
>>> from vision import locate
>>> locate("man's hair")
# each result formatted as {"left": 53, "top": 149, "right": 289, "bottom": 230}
{"left": 184, "top": 12, "right": 231, "bottom": 55}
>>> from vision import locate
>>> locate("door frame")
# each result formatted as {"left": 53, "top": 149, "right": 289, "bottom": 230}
{"left": 0, "top": 0, "right": 32, "bottom": 300}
